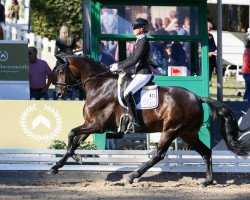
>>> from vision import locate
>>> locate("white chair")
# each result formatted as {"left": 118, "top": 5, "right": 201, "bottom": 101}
{"left": 223, "top": 65, "right": 237, "bottom": 82}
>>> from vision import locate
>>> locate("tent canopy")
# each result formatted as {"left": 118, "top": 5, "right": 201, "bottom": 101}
{"left": 212, "top": 31, "right": 245, "bottom": 66}
{"left": 207, "top": 0, "right": 250, "bottom": 6}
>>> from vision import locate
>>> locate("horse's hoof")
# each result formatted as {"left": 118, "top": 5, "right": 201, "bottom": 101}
{"left": 124, "top": 176, "right": 134, "bottom": 184}
{"left": 201, "top": 180, "right": 214, "bottom": 187}
{"left": 47, "top": 168, "right": 58, "bottom": 175}
{"left": 72, "top": 154, "right": 82, "bottom": 164}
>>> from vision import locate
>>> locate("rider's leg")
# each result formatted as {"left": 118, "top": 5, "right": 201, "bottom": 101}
{"left": 124, "top": 91, "right": 141, "bottom": 130}
{"left": 124, "top": 74, "right": 152, "bottom": 130}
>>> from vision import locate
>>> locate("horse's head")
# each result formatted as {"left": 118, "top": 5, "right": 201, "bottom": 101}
{"left": 54, "top": 64, "right": 68, "bottom": 99}
{"left": 55, "top": 55, "right": 117, "bottom": 99}
{"left": 55, "top": 60, "right": 81, "bottom": 99}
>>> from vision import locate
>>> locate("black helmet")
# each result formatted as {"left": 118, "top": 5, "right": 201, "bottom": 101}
{"left": 132, "top": 18, "right": 148, "bottom": 30}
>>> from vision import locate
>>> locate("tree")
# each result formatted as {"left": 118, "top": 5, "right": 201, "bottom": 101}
{"left": 30, "top": 0, "right": 82, "bottom": 40}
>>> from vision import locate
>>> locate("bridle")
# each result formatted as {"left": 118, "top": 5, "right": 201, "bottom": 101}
{"left": 55, "top": 62, "right": 83, "bottom": 101}
{"left": 55, "top": 62, "right": 112, "bottom": 94}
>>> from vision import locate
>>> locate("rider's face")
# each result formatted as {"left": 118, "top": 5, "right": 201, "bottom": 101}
{"left": 133, "top": 27, "right": 143, "bottom": 36}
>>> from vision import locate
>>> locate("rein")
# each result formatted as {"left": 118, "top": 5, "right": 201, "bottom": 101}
{"left": 56, "top": 64, "right": 112, "bottom": 90}
{"left": 82, "top": 70, "right": 111, "bottom": 88}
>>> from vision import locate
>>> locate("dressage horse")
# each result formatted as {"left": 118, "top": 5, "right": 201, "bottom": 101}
{"left": 48, "top": 55, "right": 249, "bottom": 186}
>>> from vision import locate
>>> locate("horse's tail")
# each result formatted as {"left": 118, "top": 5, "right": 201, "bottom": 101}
{"left": 198, "top": 96, "right": 248, "bottom": 157}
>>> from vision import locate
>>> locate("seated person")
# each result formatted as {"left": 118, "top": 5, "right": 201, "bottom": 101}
{"left": 98, "top": 42, "right": 116, "bottom": 66}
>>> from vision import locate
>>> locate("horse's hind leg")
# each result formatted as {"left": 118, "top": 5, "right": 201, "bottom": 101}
{"left": 125, "top": 131, "right": 177, "bottom": 184}
{"left": 180, "top": 130, "right": 213, "bottom": 186}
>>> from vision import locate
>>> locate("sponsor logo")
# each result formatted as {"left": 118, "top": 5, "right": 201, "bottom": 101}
{"left": 0, "top": 51, "right": 8, "bottom": 61}
{"left": 20, "top": 104, "right": 63, "bottom": 141}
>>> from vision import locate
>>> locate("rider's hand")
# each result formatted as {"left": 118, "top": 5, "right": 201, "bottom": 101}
{"left": 109, "top": 63, "right": 119, "bottom": 73}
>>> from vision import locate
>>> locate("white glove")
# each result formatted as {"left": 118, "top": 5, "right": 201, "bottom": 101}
{"left": 110, "top": 63, "right": 119, "bottom": 73}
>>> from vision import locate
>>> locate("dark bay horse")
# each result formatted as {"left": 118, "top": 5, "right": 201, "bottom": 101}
{"left": 48, "top": 55, "right": 249, "bottom": 186}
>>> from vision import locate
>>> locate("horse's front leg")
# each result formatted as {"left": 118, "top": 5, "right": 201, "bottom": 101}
{"left": 47, "top": 123, "right": 99, "bottom": 175}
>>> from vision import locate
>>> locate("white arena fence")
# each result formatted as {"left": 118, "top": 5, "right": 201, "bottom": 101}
{"left": 0, "top": 149, "right": 249, "bottom": 173}
{"left": 4, "top": 24, "right": 57, "bottom": 67}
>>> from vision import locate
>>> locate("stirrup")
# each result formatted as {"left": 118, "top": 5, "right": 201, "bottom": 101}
{"left": 126, "top": 121, "right": 141, "bottom": 133}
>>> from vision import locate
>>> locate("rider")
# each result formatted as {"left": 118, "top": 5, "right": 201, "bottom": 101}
{"left": 110, "top": 18, "right": 153, "bottom": 131}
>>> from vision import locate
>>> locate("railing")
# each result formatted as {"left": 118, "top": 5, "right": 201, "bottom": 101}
{"left": 4, "top": 24, "right": 57, "bottom": 67}
{"left": 0, "top": 149, "right": 249, "bottom": 172}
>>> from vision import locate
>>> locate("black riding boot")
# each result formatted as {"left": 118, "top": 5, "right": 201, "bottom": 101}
{"left": 124, "top": 92, "right": 141, "bottom": 131}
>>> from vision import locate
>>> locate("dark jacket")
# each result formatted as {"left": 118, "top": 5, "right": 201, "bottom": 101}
{"left": 118, "top": 34, "right": 151, "bottom": 74}
{"left": 208, "top": 33, "right": 217, "bottom": 69}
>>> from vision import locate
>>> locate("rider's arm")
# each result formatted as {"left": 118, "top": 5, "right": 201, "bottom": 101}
{"left": 118, "top": 38, "right": 147, "bottom": 70}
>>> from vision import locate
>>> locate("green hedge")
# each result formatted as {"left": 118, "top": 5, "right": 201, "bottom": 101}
{"left": 30, "top": 0, "right": 82, "bottom": 40}
{"left": 48, "top": 140, "right": 98, "bottom": 150}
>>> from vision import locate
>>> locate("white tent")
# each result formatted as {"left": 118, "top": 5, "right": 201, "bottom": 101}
{"left": 207, "top": 0, "right": 250, "bottom": 6}
{"left": 211, "top": 31, "right": 245, "bottom": 66}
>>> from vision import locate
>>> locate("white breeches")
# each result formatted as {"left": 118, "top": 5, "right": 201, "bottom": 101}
{"left": 124, "top": 74, "right": 152, "bottom": 97}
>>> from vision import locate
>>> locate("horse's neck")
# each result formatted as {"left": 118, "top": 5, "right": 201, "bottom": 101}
{"left": 88, "top": 75, "right": 117, "bottom": 90}
{"left": 80, "top": 59, "right": 108, "bottom": 78}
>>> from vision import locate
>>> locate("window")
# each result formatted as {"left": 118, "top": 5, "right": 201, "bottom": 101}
{"left": 100, "top": 6, "right": 199, "bottom": 35}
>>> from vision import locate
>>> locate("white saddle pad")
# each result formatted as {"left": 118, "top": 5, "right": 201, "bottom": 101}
{"left": 136, "top": 89, "right": 158, "bottom": 109}
{"left": 118, "top": 88, "right": 159, "bottom": 110}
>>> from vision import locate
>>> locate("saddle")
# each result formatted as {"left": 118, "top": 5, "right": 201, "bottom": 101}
{"left": 117, "top": 72, "right": 159, "bottom": 133}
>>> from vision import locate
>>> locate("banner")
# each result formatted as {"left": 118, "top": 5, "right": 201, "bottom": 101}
{"left": 0, "top": 100, "right": 93, "bottom": 149}
{"left": 168, "top": 66, "right": 188, "bottom": 76}
{"left": 0, "top": 41, "right": 29, "bottom": 99}
{"left": 0, "top": 41, "right": 28, "bottom": 81}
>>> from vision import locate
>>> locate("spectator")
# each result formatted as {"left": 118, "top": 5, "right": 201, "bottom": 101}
{"left": 0, "top": 3, "right": 5, "bottom": 40}
{"left": 244, "top": 28, "right": 250, "bottom": 45}
{"left": 149, "top": 29, "right": 168, "bottom": 75}
{"left": 163, "top": 17, "right": 170, "bottom": 31}
{"left": 104, "top": 41, "right": 119, "bottom": 61}
{"left": 53, "top": 24, "right": 83, "bottom": 100}
{"left": 29, "top": 46, "right": 54, "bottom": 100}
{"left": 165, "top": 10, "right": 178, "bottom": 32}
{"left": 100, "top": 8, "right": 117, "bottom": 34}
{"left": 208, "top": 22, "right": 217, "bottom": 85}
{"left": 174, "top": 21, "right": 187, "bottom": 36}
{"left": 54, "top": 24, "right": 83, "bottom": 58}
{"left": 168, "top": 30, "right": 190, "bottom": 75}
{"left": 7, "top": 0, "right": 20, "bottom": 24}
{"left": 98, "top": 42, "right": 116, "bottom": 67}
{"left": 182, "top": 17, "right": 190, "bottom": 35}
{"left": 155, "top": 18, "right": 168, "bottom": 35}
{"left": 170, "top": 42, "right": 187, "bottom": 65}
{"left": 242, "top": 40, "right": 250, "bottom": 101}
